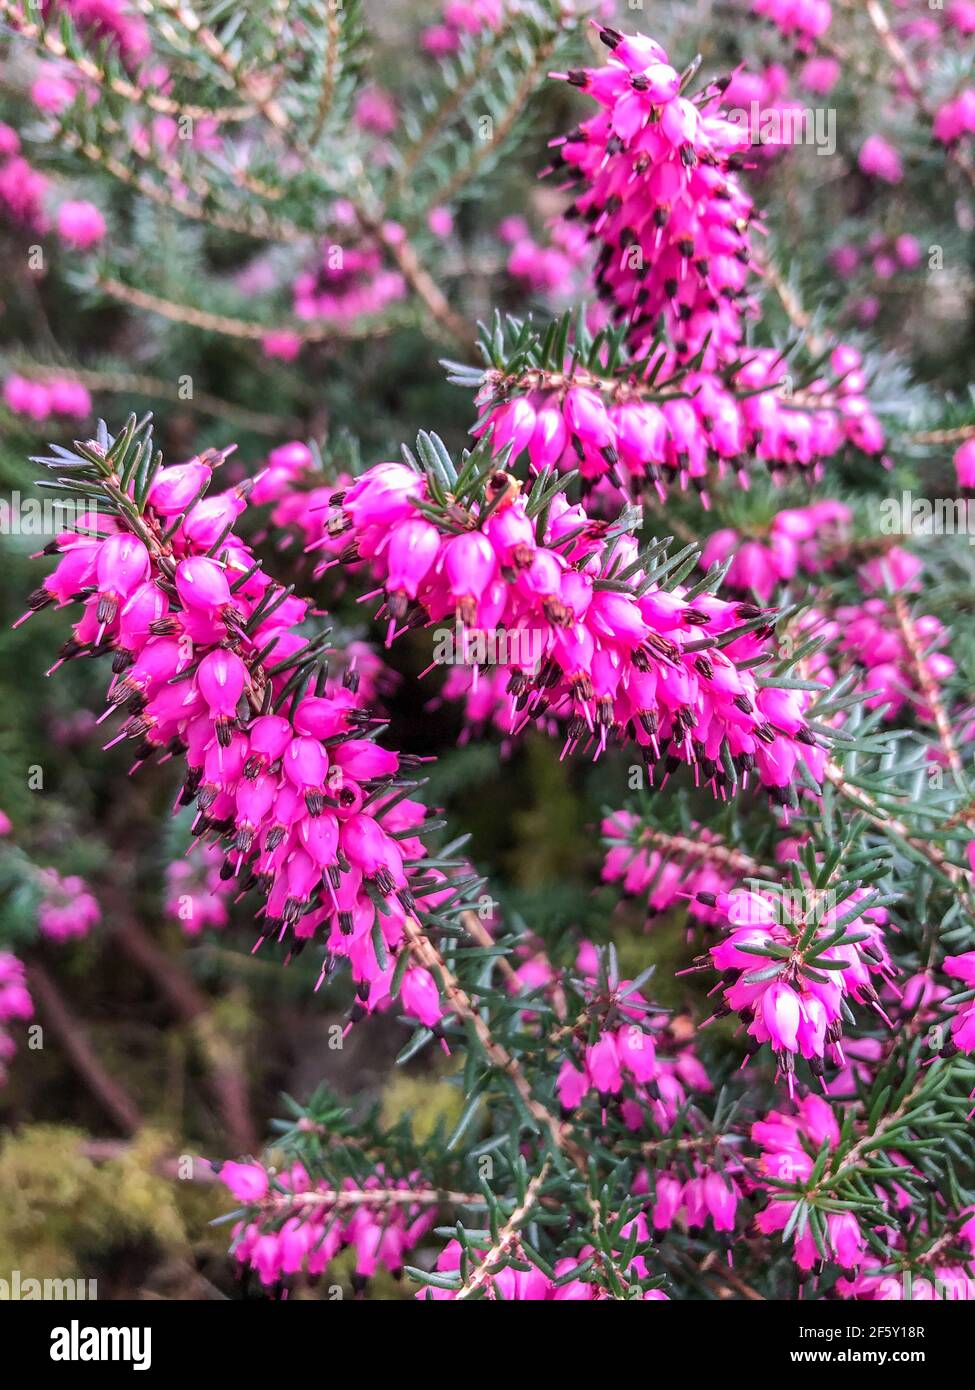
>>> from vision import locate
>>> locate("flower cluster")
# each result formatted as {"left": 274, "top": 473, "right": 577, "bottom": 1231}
{"left": 328, "top": 460, "right": 826, "bottom": 796}
{"left": 934, "top": 88, "right": 975, "bottom": 144}
{"left": 0, "top": 952, "right": 33, "bottom": 1086}
{"left": 646, "top": 1164, "right": 741, "bottom": 1239}
{"left": 834, "top": 597, "right": 954, "bottom": 725}
{"left": 420, "top": 1220, "right": 669, "bottom": 1300}
{"left": 0, "top": 125, "right": 49, "bottom": 229}
{"left": 699, "top": 885, "right": 893, "bottom": 1090}
{"left": 292, "top": 238, "right": 406, "bottom": 327}
{"left": 0, "top": 125, "right": 104, "bottom": 246}
{"left": 751, "top": 1095, "right": 868, "bottom": 1274}
{"left": 20, "top": 433, "right": 457, "bottom": 1033}
{"left": 421, "top": 0, "right": 504, "bottom": 57}
{"left": 943, "top": 951, "right": 975, "bottom": 1055}
{"left": 251, "top": 440, "right": 359, "bottom": 574}
{"left": 42, "top": 0, "right": 151, "bottom": 66}
{"left": 165, "top": 841, "right": 233, "bottom": 935}
{"left": 750, "top": 0, "right": 832, "bottom": 50}
{"left": 498, "top": 214, "right": 591, "bottom": 299}
{"left": 554, "top": 941, "right": 712, "bottom": 1128}
{"left": 36, "top": 868, "right": 101, "bottom": 941}
{"left": 3, "top": 373, "right": 92, "bottom": 423}
{"left": 551, "top": 26, "right": 760, "bottom": 362}
{"left": 220, "top": 1160, "right": 436, "bottom": 1293}
{"left": 514, "top": 28, "right": 885, "bottom": 498}
{"left": 700, "top": 500, "right": 852, "bottom": 601}
{"left": 473, "top": 349, "right": 884, "bottom": 505}
{"left": 831, "top": 232, "right": 922, "bottom": 284}
{"left": 56, "top": 198, "right": 106, "bottom": 250}
{"left": 601, "top": 810, "right": 737, "bottom": 925}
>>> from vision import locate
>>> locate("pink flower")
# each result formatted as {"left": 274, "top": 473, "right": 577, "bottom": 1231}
{"left": 858, "top": 135, "right": 903, "bottom": 184}
{"left": 399, "top": 967, "right": 443, "bottom": 1029}
{"left": 955, "top": 439, "right": 975, "bottom": 488}
{"left": 219, "top": 1160, "right": 270, "bottom": 1203}
{"left": 261, "top": 331, "right": 302, "bottom": 362}
{"left": 56, "top": 199, "right": 106, "bottom": 250}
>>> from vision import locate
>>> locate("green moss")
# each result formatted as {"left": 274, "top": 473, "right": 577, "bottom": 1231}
{"left": 0, "top": 1124, "right": 224, "bottom": 1281}
{"left": 380, "top": 1072, "right": 463, "bottom": 1142}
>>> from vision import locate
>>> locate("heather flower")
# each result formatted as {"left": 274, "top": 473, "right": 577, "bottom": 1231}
{"left": 36, "top": 868, "right": 101, "bottom": 941}
{"left": 0, "top": 952, "right": 33, "bottom": 1086}
{"left": 833, "top": 592, "right": 954, "bottom": 724}
{"left": 42, "top": 0, "right": 151, "bottom": 66}
{"left": 601, "top": 809, "right": 737, "bottom": 925}
{"left": 955, "top": 438, "right": 975, "bottom": 488}
{"left": 329, "top": 459, "right": 825, "bottom": 799}
{"left": 0, "top": 153, "right": 50, "bottom": 229}
{"left": 699, "top": 884, "right": 893, "bottom": 1090}
{"left": 353, "top": 86, "right": 397, "bottom": 136}
{"left": 165, "top": 841, "right": 233, "bottom": 934}
{"left": 224, "top": 1161, "right": 436, "bottom": 1292}
{"left": 292, "top": 241, "right": 406, "bottom": 326}
{"left": 751, "top": 1095, "right": 869, "bottom": 1274}
{"left": 942, "top": 952, "right": 975, "bottom": 1054}
{"left": 3, "top": 374, "right": 91, "bottom": 422}
{"left": 56, "top": 198, "right": 106, "bottom": 250}
{"left": 551, "top": 26, "right": 760, "bottom": 363}
{"left": 858, "top": 134, "right": 904, "bottom": 184}
{"left": 752, "top": 0, "right": 832, "bottom": 49}
{"left": 22, "top": 431, "right": 456, "bottom": 1034}
{"left": 699, "top": 501, "right": 851, "bottom": 602}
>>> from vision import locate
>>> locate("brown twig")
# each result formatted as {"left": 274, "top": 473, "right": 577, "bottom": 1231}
{"left": 262, "top": 1185, "right": 483, "bottom": 1213}
{"left": 400, "top": 915, "right": 637, "bottom": 1296}
{"left": 363, "top": 215, "right": 476, "bottom": 348}
{"left": 824, "top": 759, "right": 974, "bottom": 904}
{"left": 890, "top": 594, "right": 966, "bottom": 783}
{"left": 907, "top": 424, "right": 975, "bottom": 446}
{"left": 12, "top": 361, "right": 298, "bottom": 436}
{"left": 151, "top": 0, "right": 289, "bottom": 129}
{"left": 454, "top": 1160, "right": 552, "bottom": 1300}
{"left": 103, "top": 890, "right": 256, "bottom": 1154}
{"left": 95, "top": 274, "right": 401, "bottom": 343}
{"left": 57, "top": 130, "right": 305, "bottom": 245}
{"left": 630, "top": 828, "right": 778, "bottom": 881}
{"left": 310, "top": 3, "right": 341, "bottom": 145}
{"left": 401, "top": 915, "right": 581, "bottom": 1165}
{"left": 28, "top": 962, "right": 144, "bottom": 1135}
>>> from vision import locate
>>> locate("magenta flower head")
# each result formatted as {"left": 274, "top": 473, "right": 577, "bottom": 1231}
{"left": 443, "top": 531, "right": 498, "bottom": 624}
{"left": 858, "top": 134, "right": 903, "bottom": 184}
{"left": 94, "top": 534, "right": 150, "bottom": 629}
{"left": 175, "top": 556, "right": 233, "bottom": 613}
{"left": 56, "top": 199, "right": 106, "bottom": 250}
{"left": 148, "top": 460, "right": 213, "bottom": 516}
{"left": 955, "top": 439, "right": 975, "bottom": 489}
{"left": 385, "top": 518, "right": 441, "bottom": 617}
{"left": 219, "top": 1160, "right": 270, "bottom": 1204}
{"left": 282, "top": 736, "right": 330, "bottom": 815}
{"left": 400, "top": 967, "right": 443, "bottom": 1029}
{"left": 196, "top": 649, "right": 247, "bottom": 744}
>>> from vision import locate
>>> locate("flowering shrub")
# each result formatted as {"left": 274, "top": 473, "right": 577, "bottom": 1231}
{"left": 1, "top": 0, "right": 975, "bottom": 1310}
